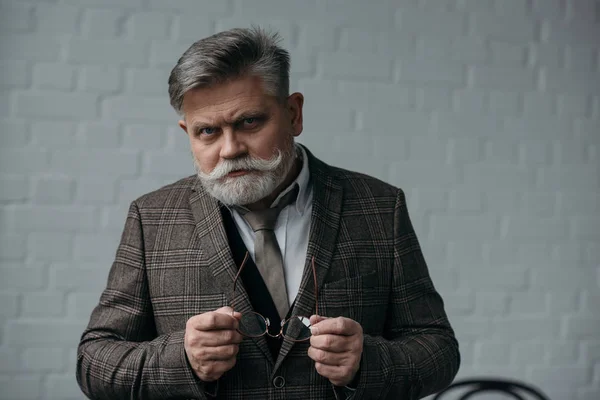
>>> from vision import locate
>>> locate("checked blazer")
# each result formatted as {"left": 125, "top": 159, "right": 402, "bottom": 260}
{"left": 76, "top": 146, "right": 460, "bottom": 399}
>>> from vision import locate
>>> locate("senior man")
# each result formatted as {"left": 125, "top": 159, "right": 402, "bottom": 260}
{"left": 76, "top": 26, "right": 460, "bottom": 399}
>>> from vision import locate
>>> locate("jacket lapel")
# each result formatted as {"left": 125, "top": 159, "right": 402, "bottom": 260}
{"left": 273, "top": 149, "right": 343, "bottom": 375}
{"left": 189, "top": 179, "right": 275, "bottom": 365}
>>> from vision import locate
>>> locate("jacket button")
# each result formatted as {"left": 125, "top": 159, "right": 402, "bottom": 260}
{"left": 273, "top": 375, "right": 285, "bottom": 388}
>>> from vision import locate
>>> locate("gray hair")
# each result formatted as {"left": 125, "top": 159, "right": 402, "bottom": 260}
{"left": 168, "top": 26, "right": 291, "bottom": 115}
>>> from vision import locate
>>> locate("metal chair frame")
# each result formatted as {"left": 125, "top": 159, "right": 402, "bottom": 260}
{"left": 432, "top": 378, "right": 551, "bottom": 400}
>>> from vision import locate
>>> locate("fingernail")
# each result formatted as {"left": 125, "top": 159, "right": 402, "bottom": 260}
{"left": 310, "top": 326, "right": 318, "bottom": 335}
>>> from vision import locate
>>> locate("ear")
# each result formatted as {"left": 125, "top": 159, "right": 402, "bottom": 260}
{"left": 178, "top": 119, "right": 189, "bottom": 135}
{"left": 287, "top": 92, "right": 304, "bottom": 137}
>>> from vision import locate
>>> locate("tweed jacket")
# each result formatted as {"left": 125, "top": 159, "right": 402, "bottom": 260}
{"left": 76, "top": 147, "right": 460, "bottom": 399}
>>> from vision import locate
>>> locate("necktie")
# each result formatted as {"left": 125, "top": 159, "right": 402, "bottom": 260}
{"left": 238, "top": 185, "right": 299, "bottom": 320}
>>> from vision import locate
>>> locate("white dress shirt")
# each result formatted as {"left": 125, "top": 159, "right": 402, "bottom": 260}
{"left": 230, "top": 144, "right": 313, "bottom": 307}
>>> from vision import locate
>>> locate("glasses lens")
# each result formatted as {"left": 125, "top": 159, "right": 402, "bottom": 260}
{"left": 238, "top": 312, "right": 268, "bottom": 337}
{"left": 282, "top": 316, "right": 312, "bottom": 341}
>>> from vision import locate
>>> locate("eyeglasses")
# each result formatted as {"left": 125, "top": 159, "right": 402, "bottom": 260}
{"left": 231, "top": 252, "right": 318, "bottom": 342}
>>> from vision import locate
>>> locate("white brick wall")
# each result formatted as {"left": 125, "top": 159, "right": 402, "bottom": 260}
{"left": 0, "top": 0, "right": 598, "bottom": 399}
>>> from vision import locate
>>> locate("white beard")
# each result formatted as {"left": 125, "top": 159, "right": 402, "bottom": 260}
{"left": 194, "top": 139, "right": 297, "bottom": 206}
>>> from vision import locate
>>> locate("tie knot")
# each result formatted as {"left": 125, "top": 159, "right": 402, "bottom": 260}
{"left": 239, "top": 185, "right": 299, "bottom": 232}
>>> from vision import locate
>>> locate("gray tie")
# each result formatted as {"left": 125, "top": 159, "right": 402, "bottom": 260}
{"left": 238, "top": 185, "right": 299, "bottom": 320}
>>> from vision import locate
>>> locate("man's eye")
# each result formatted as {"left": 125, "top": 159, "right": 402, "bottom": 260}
{"left": 200, "top": 127, "right": 216, "bottom": 135}
{"left": 242, "top": 118, "right": 259, "bottom": 127}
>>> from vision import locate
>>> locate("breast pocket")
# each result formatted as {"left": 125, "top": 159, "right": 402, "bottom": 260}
{"left": 319, "top": 271, "right": 388, "bottom": 335}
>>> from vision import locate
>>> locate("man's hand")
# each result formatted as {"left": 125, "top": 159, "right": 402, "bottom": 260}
{"left": 184, "top": 306, "right": 243, "bottom": 382}
{"left": 308, "top": 315, "right": 363, "bottom": 387}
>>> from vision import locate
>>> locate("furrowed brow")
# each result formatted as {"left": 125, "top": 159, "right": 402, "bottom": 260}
{"left": 189, "top": 108, "right": 269, "bottom": 132}
{"left": 231, "top": 110, "right": 268, "bottom": 123}
{"left": 190, "top": 122, "right": 214, "bottom": 134}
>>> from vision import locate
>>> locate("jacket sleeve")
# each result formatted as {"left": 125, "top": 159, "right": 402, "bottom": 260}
{"left": 352, "top": 189, "right": 461, "bottom": 399}
{"left": 76, "top": 201, "right": 214, "bottom": 399}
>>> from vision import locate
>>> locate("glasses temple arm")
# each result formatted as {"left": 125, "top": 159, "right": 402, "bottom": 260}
{"left": 311, "top": 256, "right": 318, "bottom": 317}
{"left": 231, "top": 251, "right": 250, "bottom": 312}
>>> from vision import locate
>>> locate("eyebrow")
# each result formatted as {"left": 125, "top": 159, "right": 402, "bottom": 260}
{"left": 191, "top": 109, "right": 269, "bottom": 133}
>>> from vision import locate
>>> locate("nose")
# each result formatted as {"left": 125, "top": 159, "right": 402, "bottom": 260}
{"left": 219, "top": 130, "right": 247, "bottom": 159}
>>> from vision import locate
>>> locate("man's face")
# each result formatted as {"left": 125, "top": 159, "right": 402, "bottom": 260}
{"left": 178, "top": 75, "right": 304, "bottom": 206}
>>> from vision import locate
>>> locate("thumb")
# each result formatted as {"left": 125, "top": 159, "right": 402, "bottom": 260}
{"left": 310, "top": 314, "right": 328, "bottom": 325}
{"left": 215, "top": 306, "right": 242, "bottom": 320}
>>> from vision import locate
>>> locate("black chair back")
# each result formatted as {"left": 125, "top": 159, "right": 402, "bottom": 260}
{"left": 432, "top": 378, "right": 551, "bottom": 400}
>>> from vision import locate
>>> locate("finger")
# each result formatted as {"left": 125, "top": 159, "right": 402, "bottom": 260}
{"left": 309, "top": 314, "right": 328, "bottom": 325}
{"left": 193, "top": 344, "right": 239, "bottom": 362}
{"left": 215, "top": 306, "right": 234, "bottom": 313}
{"left": 189, "top": 311, "right": 239, "bottom": 331}
{"left": 195, "top": 329, "right": 243, "bottom": 346}
{"left": 314, "top": 362, "right": 345, "bottom": 382}
{"left": 196, "top": 358, "right": 237, "bottom": 381}
{"left": 307, "top": 346, "right": 347, "bottom": 366}
{"left": 215, "top": 306, "right": 242, "bottom": 321}
{"left": 309, "top": 334, "right": 351, "bottom": 353}
{"left": 311, "top": 317, "right": 360, "bottom": 336}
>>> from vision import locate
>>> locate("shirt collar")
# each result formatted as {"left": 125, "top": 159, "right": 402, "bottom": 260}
{"left": 270, "top": 143, "right": 311, "bottom": 215}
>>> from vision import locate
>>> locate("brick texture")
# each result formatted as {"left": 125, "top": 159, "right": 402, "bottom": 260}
{"left": 0, "top": 0, "right": 599, "bottom": 399}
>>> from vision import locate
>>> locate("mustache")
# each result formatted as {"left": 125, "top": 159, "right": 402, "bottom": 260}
{"left": 196, "top": 150, "right": 284, "bottom": 181}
